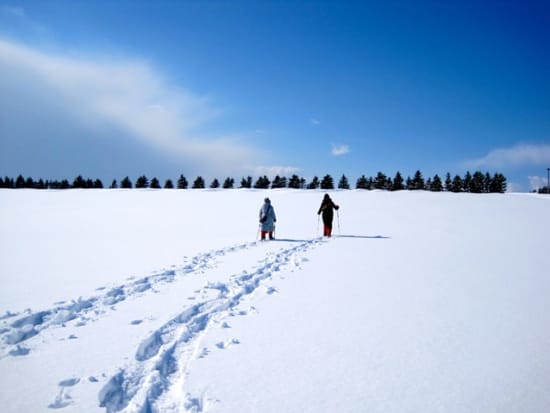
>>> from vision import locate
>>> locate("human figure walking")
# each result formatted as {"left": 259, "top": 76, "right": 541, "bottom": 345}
{"left": 259, "top": 197, "right": 276, "bottom": 240}
{"left": 317, "top": 194, "right": 339, "bottom": 237}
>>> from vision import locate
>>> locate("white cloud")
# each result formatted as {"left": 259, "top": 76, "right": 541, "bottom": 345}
{"left": 331, "top": 144, "right": 350, "bottom": 156}
{"left": 253, "top": 166, "right": 301, "bottom": 177}
{"left": 0, "top": 38, "right": 259, "bottom": 174}
{"left": 464, "top": 143, "right": 550, "bottom": 169}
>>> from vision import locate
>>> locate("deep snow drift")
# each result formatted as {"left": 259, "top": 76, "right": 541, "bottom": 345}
{"left": 0, "top": 189, "right": 549, "bottom": 413}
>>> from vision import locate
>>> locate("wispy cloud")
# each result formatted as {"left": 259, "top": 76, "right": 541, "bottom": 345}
{"left": 331, "top": 144, "right": 350, "bottom": 157}
{"left": 0, "top": 38, "right": 260, "bottom": 175}
{"left": 253, "top": 166, "right": 301, "bottom": 177}
{"left": 464, "top": 143, "right": 550, "bottom": 169}
{"left": 310, "top": 118, "right": 320, "bottom": 126}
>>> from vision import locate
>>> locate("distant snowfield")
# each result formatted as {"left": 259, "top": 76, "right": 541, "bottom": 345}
{"left": 0, "top": 189, "right": 549, "bottom": 413}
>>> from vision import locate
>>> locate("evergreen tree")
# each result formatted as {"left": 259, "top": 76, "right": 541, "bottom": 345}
{"left": 431, "top": 174, "right": 443, "bottom": 192}
{"left": 150, "top": 177, "right": 161, "bottom": 189}
{"left": 425, "top": 178, "right": 433, "bottom": 191}
{"left": 463, "top": 171, "right": 472, "bottom": 192}
{"left": 254, "top": 175, "right": 270, "bottom": 189}
{"left": 164, "top": 179, "right": 174, "bottom": 189}
{"left": 410, "top": 170, "right": 425, "bottom": 190}
{"left": 356, "top": 175, "right": 369, "bottom": 189}
{"left": 177, "top": 175, "right": 188, "bottom": 189}
{"left": 15, "top": 175, "right": 25, "bottom": 188}
{"left": 444, "top": 173, "right": 452, "bottom": 192}
{"left": 210, "top": 178, "right": 220, "bottom": 188}
{"left": 288, "top": 175, "right": 302, "bottom": 189}
{"left": 338, "top": 174, "right": 350, "bottom": 189}
{"left": 73, "top": 175, "right": 86, "bottom": 188}
{"left": 271, "top": 175, "right": 287, "bottom": 189}
{"left": 136, "top": 175, "right": 149, "bottom": 188}
{"left": 223, "top": 177, "right": 234, "bottom": 189}
{"left": 470, "top": 171, "right": 485, "bottom": 193}
{"left": 110, "top": 179, "right": 118, "bottom": 189}
{"left": 2, "top": 177, "right": 14, "bottom": 188}
{"left": 484, "top": 172, "right": 492, "bottom": 193}
{"left": 490, "top": 173, "right": 507, "bottom": 193}
{"left": 192, "top": 176, "right": 205, "bottom": 189}
{"left": 451, "top": 175, "right": 463, "bottom": 193}
{"left": 306, "top": 176, "right": 320, "bottom": 189}
{"left": 240, "top": 176, "right": 252, "bottom": 188}
{"left": 405, "top": 176, "right": 412, "bottom": 190}
{"left": 60, "top": 180, "right": 70, "bottom": 189}
{"left": 320, "top": 174, "right": 334, "bottom": 190}
{"left": 35, "top": 179, "right": 46, "bottom": 189}
{"left": 393, "top": 171, "right": 404, "bottom": 191}
{"left": 374, "top": 172, "right": 387, "bottom": 190}
{"left": 121, "top": 176, "right": 133, "bottom": 188}
{"left": 93, "top": 179, "right": 104, "bottom": 189}
{"left": 24, "top": 177, "right": 34, "bottom": 188}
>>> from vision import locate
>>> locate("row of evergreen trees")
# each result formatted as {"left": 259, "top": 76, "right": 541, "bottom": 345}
{"left": 1, "top": 170, "right": 507, "bottom": 193}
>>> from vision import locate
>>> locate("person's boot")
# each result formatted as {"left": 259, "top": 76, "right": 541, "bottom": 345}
{"left": 269, "top": 231, "right": 274, "bottom": 240}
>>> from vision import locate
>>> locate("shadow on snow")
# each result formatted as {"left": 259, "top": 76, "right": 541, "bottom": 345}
{"left": 335, "top": 234, "right": 391, "bottom": 239}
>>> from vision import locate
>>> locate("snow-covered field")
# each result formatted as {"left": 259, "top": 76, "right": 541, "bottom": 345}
{"left": 1, "top": 188, "right": 549, "bottom": 413}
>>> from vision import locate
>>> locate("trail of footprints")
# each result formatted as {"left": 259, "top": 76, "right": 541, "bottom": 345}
{"left": 2, "top": 237, "right": 323, "bottom": 411}
{"left": 0, "top": 242, "right": 255, "bottom": 358}
{"left": 98, "top": 239, "right": 320, "bottom": 413}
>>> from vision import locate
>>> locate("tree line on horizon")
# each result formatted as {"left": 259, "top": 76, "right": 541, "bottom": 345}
{"left": 0, "top": 170, "right": 507, "bottom": 193}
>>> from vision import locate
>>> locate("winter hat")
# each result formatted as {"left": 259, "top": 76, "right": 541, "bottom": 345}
{"left": 264, "top": 197, "right": 271, "bottom": 203}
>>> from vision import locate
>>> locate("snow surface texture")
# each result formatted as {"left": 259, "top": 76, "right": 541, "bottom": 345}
{"left": 1, "top": 189, "right": 549, "bottom": 413}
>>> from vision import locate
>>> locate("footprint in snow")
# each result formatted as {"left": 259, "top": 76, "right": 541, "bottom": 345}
{"left": 59, "top": 378, "right": 80, "bottom": 387}
{"left": 48, "top": 378, "right": 79, "bottom": 410}
{"left": 216, "top": 339, "right": 240, "bottom": 349}
{"left": 9, "top": 345, "right": 30, "bottom": 356}
{"left": 266, "top": 286, "right": 278, "bottom": 294}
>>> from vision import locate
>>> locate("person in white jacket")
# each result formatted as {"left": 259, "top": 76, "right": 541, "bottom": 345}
{"left": 259, "top": 197, "right": 277, "bottom": 240}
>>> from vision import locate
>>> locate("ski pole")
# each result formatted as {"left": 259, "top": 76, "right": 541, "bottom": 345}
{"left": 336, "top": 209, "right": 341, "bottom": 235}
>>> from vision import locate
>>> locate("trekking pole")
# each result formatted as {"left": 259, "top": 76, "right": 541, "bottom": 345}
{"left": 336, "top": 209, "right": 341, "bottom": 236}
{"left": 256, "top": 223, "right": 261, "bottom": 241}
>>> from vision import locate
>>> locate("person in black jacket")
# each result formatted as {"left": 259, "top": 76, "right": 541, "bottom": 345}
{"left": 317, "top": 194, "right": 339, "bottom": 237}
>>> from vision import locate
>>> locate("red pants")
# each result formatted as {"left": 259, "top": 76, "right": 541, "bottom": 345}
{"left": 261, "top": 231, "right": 274, "bottom": 240}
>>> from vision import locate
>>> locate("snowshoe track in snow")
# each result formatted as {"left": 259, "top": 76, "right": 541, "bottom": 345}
{"left": 0, "top": 242, "right": 255, "bottom": 358}
{"left": 98, "top": 238, "right": 322, "bottom": 413}
{"left": 1, "top": 237, "right": 325, "bottom": 412}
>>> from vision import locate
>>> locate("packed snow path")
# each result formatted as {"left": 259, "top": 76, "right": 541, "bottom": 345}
{"left": 1, "top": 237, "right": 326, "bottom": 412}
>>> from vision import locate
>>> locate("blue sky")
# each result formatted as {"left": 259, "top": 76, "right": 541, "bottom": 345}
{"left": 0, "top": 0, "right": 549, "bottom": 191}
